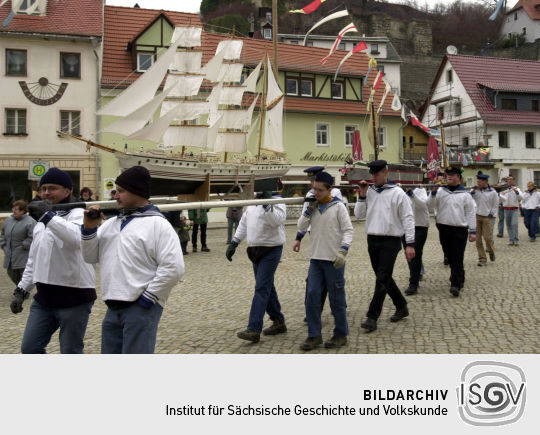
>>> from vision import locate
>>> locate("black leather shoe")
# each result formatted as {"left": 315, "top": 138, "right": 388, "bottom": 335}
{"left": 361, "top": 317, "right": 377, "bottom": 332}
{"left": 449, "top": 286, "right": 460, "bottom": 297}
{"left": 489, "top": 252, "right": 495, "bottom": 261}
{"left": 201, "top": 246, "right": 210, "bottom": 252}
{"left": 405, "top": 285, "right": 418, "bottom": 295}
{"left": 324, "top": 335, "right": 347, "bottom": 349}
{"left": 300, "top": 336, "right": 322, "bottom": 351}
{"left": 390, "top": 306, "right": 409, "bottom": 322}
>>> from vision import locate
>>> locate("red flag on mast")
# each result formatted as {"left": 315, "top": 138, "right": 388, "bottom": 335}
{"left": 352, "top": 130, "right": 363, "bottom": 162}
{"left": 290, "top": 0, "right": 327, "bottom": 14}
{"left": 426, "top": 136, "right": 440, "bottom": 182}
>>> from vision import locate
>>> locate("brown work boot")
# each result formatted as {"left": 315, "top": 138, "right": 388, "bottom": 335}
{"left": 300, "top": 336, "right": 322, "bottom": 351}
{"left": 237, "top": 329, "right": 260, "bottom": 343}
{"left": 262, "top": 319, "right": 287, "bottom": 336}
{"left": 324, "top": 335, "right": 347, "bottom": 349}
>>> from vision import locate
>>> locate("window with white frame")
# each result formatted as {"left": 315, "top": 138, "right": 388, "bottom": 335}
{"left": 6, "top": 49, "right": 27, "bottom": 76}
{"left": 263, "top": 28, "right": 272, "bottom": 39}
{"left": 446, "top": 69, "right": 453, "bottom": 83}
{"left": 286, "top": 78, "right": 298, "bottom": 95}
{"left": 301, "top": 79, "right": 313, "bottom": 97}
{"left": 5, "top": 109, "right": 27, "bottom": 135}
{"left": 371, "top": 43, "right": 379, "bottom": 53}
{"left": 137, "top": 52, "right": 153, "bottom": 72}
{"left": 377, "top": 126, "right": 387, "bottom": 148}
{"left": 331, "top": 82, "right": 343, "bottom": 99}
{"left": 20, "top": 0, "right": 40, "bottom": 14}
{"left": 338, "top": 42, "right": 345, "bottom": 50}
{"left": 60, "top": 110, "right": 81, "bottom": 136}
{"left": 316, "top": 123, "right": 329, "bottom": 146}
{"left": 345, "top": 125, "right": 357, "bottom": 147}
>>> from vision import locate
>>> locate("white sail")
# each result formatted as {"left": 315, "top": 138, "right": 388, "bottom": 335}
{"left": 245, "top": 94, "right": 259, "bottom": 128}
{"left": 247, "top": 115, "right": 259, "bottom": 143}
{"left": 160, "top": 100, "right": 209, "bottom": 120}
{"left": 170, "top": 51, "right": 202, "bottom": 74}
{"left": 220, "top": 86, "right": 245, "bottom": 106}
{"left": 165, "top": 74, "right": 204, "bottom": 97}
{"left": 217, "top": 63, "right": 244, "bottom": 83}
{"left": 103, "top": 86, "right": 173, "bottom": 136}
{"left": 266, "top": 57, "right": 283, "bottom": 105}
{"left": 163, "top": 125, "right": 209, "bottom": 148}
{"left": 214, "top": 132, "right": 247, "bottom": 153}
{"left": 162, "top": 116, "right": 222, "bottom": 150}
{"left": 218, "top": 109, "right": 249, "bottom": 130}
{"left": 216, "top": 40, "right": 243, "bottom": 60}
{"left": 127, "top": 104, "right": 180, "bottom": 143}
{"left": 243, "top": 61, "right": 262, "bottom": 93}
{"left": 207, "top": 82, "right": 223, "bottom": 126}
{"left": 262, "top": 99, "right": 284, "bottom": 153}
{"left": 171, "top": 27, "right": 202, "bottom": 47}
{"left": 202, "top": 49, "right": 225, "bottom": 82}
{"left": 97, "top": 38, "right": 181, "bottom": 117}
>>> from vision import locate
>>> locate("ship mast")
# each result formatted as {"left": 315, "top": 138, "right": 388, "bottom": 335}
{"left": 371, "top": 100, "right": 379, "bottom": 160}
{"left": 257, "top": 51, "right": 269, "bottom": 161}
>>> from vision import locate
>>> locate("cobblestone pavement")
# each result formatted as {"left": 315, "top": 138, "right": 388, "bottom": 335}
{"left": 1, "top": 218, "right": 539, "bottom": 354}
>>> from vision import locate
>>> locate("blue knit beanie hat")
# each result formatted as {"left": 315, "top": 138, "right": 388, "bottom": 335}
{"left": 39, "top": 168, "right": 73, "bottom": 190}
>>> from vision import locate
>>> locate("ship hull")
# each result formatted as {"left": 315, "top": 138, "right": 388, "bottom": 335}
{"left": 117, "top": 153, "right": 290, "bottom": 195}
{"left": 344, "top": 163, "right": 424, "bottom": 185}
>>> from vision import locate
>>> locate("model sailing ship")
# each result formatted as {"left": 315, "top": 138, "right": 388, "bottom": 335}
{"left": 62, "top": 25, "right": 290, "bottom": 198}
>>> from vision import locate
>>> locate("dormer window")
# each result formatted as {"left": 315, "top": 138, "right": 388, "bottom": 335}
{"left": 137, "top": 52, "right": 154, "bottom": 72}
{"left": 19, "top": 0, "right": 41, "bottom": 15}
{"left": 371, "top": 43, "right": 379, "bottom": 54}
{"left": 263, "top": 28, "right": 272, "bottom": 39}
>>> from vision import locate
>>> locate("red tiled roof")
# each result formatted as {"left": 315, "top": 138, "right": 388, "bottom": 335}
{"left": 102, "top": 5, "right": 397, "bottom": 117}
{"left": 425, "top": 54, "right": 540, "bottom": 126}
{"left": 103, "top": 6, "right": 201, "bottom": 86}
{"left": 0, "top": 0, "right": 103, "bottom": 37}
{"left": 507, "top": 0, "right": 540, "bottom": 20}
{"left": 478, "top": 81, "right": 540, "bottom": 93}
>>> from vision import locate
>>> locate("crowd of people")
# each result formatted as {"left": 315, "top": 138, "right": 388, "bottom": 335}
{"left": 1, "top": 162, "right": 539, "bottom": 353}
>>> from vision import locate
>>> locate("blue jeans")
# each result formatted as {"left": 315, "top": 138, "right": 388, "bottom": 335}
{"left": 102, "top": 302, "right": 163, "bottom": 354}
{"left": 523, "top": 209, "right": 539, "bottom": 240}
{"left": 306, "top": 259, "right": 348, "bottom": 338}
{"left": 504, "top": 209, "right": 519, "bottom": 243}
{"left": 227, "top": 219, "right": 239, "bottom": 243}
{"left": 21, "top": 300, "right": 94, "bottom": 354}
{"left": 497, "top": 204, "right": 505, "bottom": 236}
{"left": 248, "top": 245, "right": 284, "bottom": 332}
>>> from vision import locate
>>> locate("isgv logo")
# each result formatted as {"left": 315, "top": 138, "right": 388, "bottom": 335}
{"left": 457, "top": 361, "right": 526, "bottom": 426}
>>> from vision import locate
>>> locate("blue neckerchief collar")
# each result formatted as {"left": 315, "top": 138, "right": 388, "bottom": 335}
{"left": 444, "top": 184, "right": 467, "bottom": 193}
{"left": 371, "top": 180, "right": 396, "bottom": 194}
{"left": 117, "top": 204, "right": 163, "bottom": 230}
{"left": 318, "top": 197, "right": 342, "bottom": 213}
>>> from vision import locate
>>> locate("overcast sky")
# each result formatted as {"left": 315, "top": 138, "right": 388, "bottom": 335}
{"left": 105, "top": 1, "right": 501, "bottom": 14}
